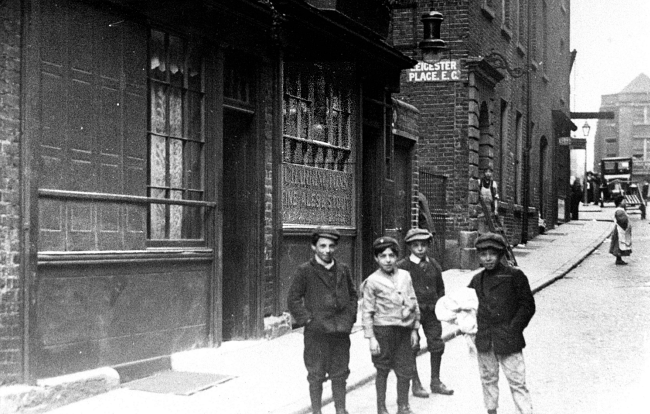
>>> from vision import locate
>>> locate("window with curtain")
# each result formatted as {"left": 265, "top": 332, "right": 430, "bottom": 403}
{"left": 148, "top": 30, "right": 205, "bottom": 240}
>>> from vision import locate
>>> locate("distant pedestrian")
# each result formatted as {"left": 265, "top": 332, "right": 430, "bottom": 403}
{"left": 599, "top": 177, "right": 609, "bottom": 207}
{"left": 478, "top": 167, "right": 500, "bottom": 217}
{"left": 570, "top": 177, "right": 582, "bottom": 220}
{"left": 362, "top": 236, "right": 420, "bottom": 414}
{"left": 609, "top": 195, "right": 632, "bottom": 265}
{"left": 288, "top": 226, "right": 358, "bottom": 414}
{"left": 397, "top": 228, "right": 453, "bottom": 399}
{"left": 468, "top": 233, "right": 536, "bottom": 414}
{"left": 586, "top": 171, "right": 595, "bottom": 204}
{"left": 592, "top": 173, "right": 601, "bottom": 205}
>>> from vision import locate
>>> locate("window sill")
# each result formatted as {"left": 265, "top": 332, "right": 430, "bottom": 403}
{"left": 481, "top": 5, "right": 496, "bottom": 21}
{"left": 512, "top": 204, "right": 538, "bottom": 216}
{"left": 282, "top": 225, "right": 357, "bottom": 237}
{"left": 516, "top": 43, "right": 526, "bottom": 57}
{"left": 501, "top": 26, "right": 513, "bottom": 41}
{"left": 38, "top": 248, "right": 214, "bottom": 265}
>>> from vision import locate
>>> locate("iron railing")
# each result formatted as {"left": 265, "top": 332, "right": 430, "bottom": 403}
{"left": 418, "top": 170, "right": 448, "bottom": 266}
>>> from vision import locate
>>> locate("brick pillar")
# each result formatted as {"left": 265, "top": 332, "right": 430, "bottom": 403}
{"left": 460, "top": 72, "right": 480, "bottom": 269}
{"left": 0, "top": 0, "right": 24, "bottom": 384}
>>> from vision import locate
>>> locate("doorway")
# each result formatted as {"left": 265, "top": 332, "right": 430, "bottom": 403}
{"left": 393, "top": 136, "right": 413, "bottom": 241}
{"left": 222, "top": 108, "right": 260, "bottom": 340}
{"left": 361, "top": 125, "right": 382, "bottom": 279}
{"left": 539, "top": 136, "right": 548, "bottom": 218}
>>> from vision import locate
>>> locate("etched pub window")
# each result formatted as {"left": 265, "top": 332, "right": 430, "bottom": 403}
{"left": 282, "top": 62, "right": 357, "bottom": 227}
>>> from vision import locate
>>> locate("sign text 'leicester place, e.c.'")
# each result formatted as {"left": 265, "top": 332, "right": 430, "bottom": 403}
{"left": 406, "top": 60, "right": 462, "bottom": 83}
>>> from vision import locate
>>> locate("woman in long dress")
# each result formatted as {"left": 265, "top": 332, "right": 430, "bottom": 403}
{"left": 609, "top": 195, "right": 632, "bottom": 265}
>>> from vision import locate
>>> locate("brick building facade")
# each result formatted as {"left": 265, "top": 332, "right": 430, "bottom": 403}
{"left": 594, "top": 73, "right": 650, "bottom": 182}
{"left": 391, "top": 0, "right": 574, "bottom": 268}
{"left": 0, "top": 0, "right": 418, "bottom": 384}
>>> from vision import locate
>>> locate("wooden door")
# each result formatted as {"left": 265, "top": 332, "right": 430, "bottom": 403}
{"left": 222, "top": 109, "right": 257, "bottom": 340}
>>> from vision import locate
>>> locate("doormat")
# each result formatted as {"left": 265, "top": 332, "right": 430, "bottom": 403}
{"left": 123, "top": 371, "right": 235, "bottom": 395}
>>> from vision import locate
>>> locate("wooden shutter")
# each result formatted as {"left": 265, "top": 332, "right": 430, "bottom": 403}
{"left": 38, "top": 0, "right": 147, "bottom": 251}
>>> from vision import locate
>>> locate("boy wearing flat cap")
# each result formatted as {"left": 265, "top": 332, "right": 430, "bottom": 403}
{"left": 468, "top": 232, "right": 536, "bottom": 414}
{"left": 288, "top": 226, "right": 358, "bottom": 414}
{"left": 397, "top": 228, "right": 453, "bottom": 398}
{"left": 362, "top": 236, "right": 420, "bottom": 414}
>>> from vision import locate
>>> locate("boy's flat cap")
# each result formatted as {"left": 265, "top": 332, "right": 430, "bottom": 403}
{"left": 373, "top": 236, "right": 399, "bottom": 252}
{"left": 404, "top": 228, "right": 433, "bottom": 243}
{"left": 474, "top": 232, "right": 507, "bottom": 251}
{"left": 312, "top": 226, "right": 341, "bottom": 241}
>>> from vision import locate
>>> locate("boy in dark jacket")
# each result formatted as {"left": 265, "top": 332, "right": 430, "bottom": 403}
{"left": 397, "top": 228, "right": 453, "bottom": 398}
{"left": 468, "top": 232, "right": 535, "bottom": 414}
{"left": 288, "top": 226, "right": 358, "bottom": 414}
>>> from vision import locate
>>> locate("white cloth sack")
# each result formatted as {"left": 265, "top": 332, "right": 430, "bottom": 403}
{"left": 435, "top": 287, "right": 478, "bottom": 335}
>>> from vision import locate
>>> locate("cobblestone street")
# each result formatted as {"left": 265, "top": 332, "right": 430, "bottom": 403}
{"left": 341, "top": 211, "right": 650, "bottom": 414}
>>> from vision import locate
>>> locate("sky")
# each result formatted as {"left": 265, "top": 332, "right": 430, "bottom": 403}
{"left": 570, "top": 1, "right": 650, "bottom": 169}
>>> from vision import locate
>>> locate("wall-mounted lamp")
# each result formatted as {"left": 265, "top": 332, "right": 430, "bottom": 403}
{"left": 582, "top": 121, "right": 591, "bottom": 137}
{"left": 419, "top": 11, "right": 447, "bottom": 61}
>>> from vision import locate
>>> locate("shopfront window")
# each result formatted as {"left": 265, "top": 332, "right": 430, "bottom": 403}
{"left": 282, "top": 62, "right": 357, "bottom": 227}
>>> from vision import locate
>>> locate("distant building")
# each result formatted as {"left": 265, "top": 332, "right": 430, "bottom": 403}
{"left": 391, "top": 0, "right": 574, "bottom": 268}
{"left": 594, "top": 73, "right": 650, "bottom": 182}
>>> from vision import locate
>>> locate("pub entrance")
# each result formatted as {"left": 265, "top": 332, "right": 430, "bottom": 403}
{"left": 222, "top": 108, "right": 261, "bottom": 340}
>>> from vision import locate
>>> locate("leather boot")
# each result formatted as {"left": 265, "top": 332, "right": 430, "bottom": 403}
{"left": 396, "top": 376, "right": 412, "bottom": 413}
{"left": 396, "top": 403, "right": 415, "bottom": 414}
{"left": 411, "top": 366, "right": 429, "bottom": 398}
{"left": 430, "top": 352, "right": 454, "bottom": 395}
{"left": 309, "top": 382, "right": 323, "bottom": 414}
{"left": 332, "top": 379, "right": 348, "bottom": 414}
{"left": 376, "top": 370, "right": 389, "bottom": 414}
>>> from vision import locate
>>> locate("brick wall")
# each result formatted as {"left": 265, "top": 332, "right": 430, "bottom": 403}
{"left": 393, "top": 0, "right": 571, "bottom": 265}
{"left": 0, "top": 0, "right": 23, "bottom": 384}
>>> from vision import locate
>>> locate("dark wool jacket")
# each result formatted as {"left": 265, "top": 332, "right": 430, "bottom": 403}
{"left": 287, "top": 258, "right": 358, "bottom": 334}
{"left": 468, "top": 263, "right": 536, "bottom": 355}
{"left": 397, "top": 257, "right": 445, "bottom": 308}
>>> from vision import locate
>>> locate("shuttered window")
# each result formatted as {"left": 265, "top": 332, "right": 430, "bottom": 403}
{"left": 37, "top": 1, "right": 208, "bottom": 251}
{"left": 37, "top": 1, "right": 148, "bottom": 251}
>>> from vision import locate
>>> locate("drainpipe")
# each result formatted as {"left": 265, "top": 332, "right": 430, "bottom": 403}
{"left": 521, "top": 0, "right": 533, "bottom": 244}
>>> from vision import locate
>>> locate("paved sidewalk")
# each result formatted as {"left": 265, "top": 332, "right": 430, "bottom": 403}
{"left": 41, "top": 208, "right": 614, "bottom": 414}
